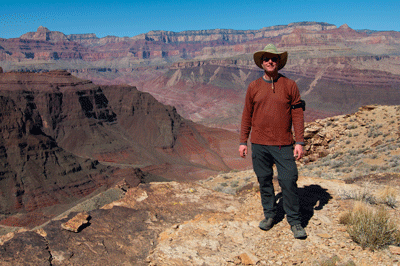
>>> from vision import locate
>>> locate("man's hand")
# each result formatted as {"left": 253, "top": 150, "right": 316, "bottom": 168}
{"left": 294, "top": 144, "right": 304, "bottom": 160}
{"left": 239, "top": 145, "right": 248, "bottom": 158}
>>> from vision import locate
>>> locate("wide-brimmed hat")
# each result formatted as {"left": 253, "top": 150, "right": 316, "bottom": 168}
{"left": 253, "top": 44, "right": 288, "bottom": 70}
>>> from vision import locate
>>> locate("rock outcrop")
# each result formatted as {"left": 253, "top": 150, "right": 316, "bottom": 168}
{"left": 1, "top": 171, "right": 399, "bottom": 265}
{"left": 20, "top": 26, "right": 69, "bottom": 42}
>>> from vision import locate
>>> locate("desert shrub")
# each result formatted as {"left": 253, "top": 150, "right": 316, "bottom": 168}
{"left": 390, "top": 155, "right": 400, "bottom": 163}
{"left": 375, "top": 186, "right": 397, "bottom": 208}
{"left": 321, "top": 172, "right": 336, "bottom": 179}
{"left": 347, "top": 124, "right": 358, "bottom": 130}
{"left": 338, "top": 211, "right": 352, "bottom": 225}
{"left": 330, "top": 160, "right": 344, "bottom": 168}
{"left": 313, "top": 170, "right": 322, "bottom": 176}
{"left": 338, "top": 188, "right": 377, "bottom": 205}
{"left": 378, "top": 165, "right": 389, "bottom": 172}
{"left": 220, "top": 187, "right": 237, "bottom": 195}
{"left": 369, "top": 153, "right": 378, "bottom": 159}
{"left": 331, "top": 152, "right": 342, "bottom": 159}
{"left": 370, "top": 165, "right": 380, "bottom": 172}
{"left": 230, "top": 180, "right": 239, "bottom": 188}
{"left": 367, "top": 126, "right": 383, "bottom": 138}
{"left": 342, "top": 167, "right": 352, "bottom": 173}
{"left": 339, "top": 202, "right": 400, "bottom": 250}
{"left": 389, "top": 161, "right": 399, "bottom": 168}
{"left": 214, "top": 186, "right": 222, "bottom": 192}
{"left": 347, "top": 149, "right": 360, "bottom": 156}
{"left": 388, "top": 143, "right": 397, "bottom": 150}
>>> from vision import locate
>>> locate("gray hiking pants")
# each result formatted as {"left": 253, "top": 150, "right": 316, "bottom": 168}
{"left": 251, "top": 143, "right": 301, "bottom": 225}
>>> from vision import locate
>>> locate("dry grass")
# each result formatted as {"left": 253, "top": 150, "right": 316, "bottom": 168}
{"left": 375, "top": 186, "right": 398, "bottom": 208}
{"left": 337, "top": 187, "right": 377, "bottom": 205}
{"left": 339, "top": 201, "right": 400, "bottom": 250}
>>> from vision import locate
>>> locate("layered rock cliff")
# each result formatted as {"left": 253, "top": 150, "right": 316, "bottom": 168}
{"left": 0, "top": 74, "right": 131, "bottom": 226}
{"left": 1, "top": 22, "right": 400, "bottom": 130}
{"left": 0, "top": 70, "right": 248, "bottom": 227}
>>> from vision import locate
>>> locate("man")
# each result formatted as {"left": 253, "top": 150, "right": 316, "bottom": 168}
{"left": 239, "top": 44, "right": 306, "bottom": 239}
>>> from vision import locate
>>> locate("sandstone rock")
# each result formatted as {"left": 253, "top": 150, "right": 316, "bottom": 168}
{"left": 61, "top": 212, "right": 90, "bottom": 232}
{"left": 359, "top": 105, "right": 378, "bottom": 111}
{"left": 239, "top": 252, "right": 259, "bottom": 265}
{"left": 371, "top": 140, "right": 383, "bottom": 147}
{"left": 317, "top": 233, "right": 333, "bottom": 239}
{"left": 389, "top": 245, "right": 400, "bottom": 255}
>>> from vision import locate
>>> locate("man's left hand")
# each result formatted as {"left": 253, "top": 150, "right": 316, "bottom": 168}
{"left": 294, "top": 144, "right": 304, "bottom": 160}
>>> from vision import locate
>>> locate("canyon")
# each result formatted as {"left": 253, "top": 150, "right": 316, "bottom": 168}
{"left": 0, "top": 20, "right": 399, "bottom": 227}
{"left": 0, "top": 70, "right": 247, "bottom": 228}
{"left": 0, "top": 22, "right": 399, "bottom": 264}
{"left": 1, "top": 22, "right": 399, "bottom": 129}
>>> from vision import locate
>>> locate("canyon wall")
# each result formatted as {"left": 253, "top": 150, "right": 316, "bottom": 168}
{"left": 0, "top": 70, "right": 246, "bottom": 227}
{"left": 1, "top": 22, "right": 399, "bottom": 129}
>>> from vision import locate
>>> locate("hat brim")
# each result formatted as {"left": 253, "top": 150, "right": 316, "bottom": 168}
{"left": 253, "top": 51, "right": 288, "bottom": 70}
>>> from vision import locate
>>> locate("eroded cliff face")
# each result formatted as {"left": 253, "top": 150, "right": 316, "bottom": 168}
{"left": 68, "top": 54, "right": 400, "bottom": 129}
{"left": 2, "top": 22, "right": 398, "bottom": 64}
{"left": 1, "top": 22, "right": 400, "bottom": 130}
{"left": 0, "top": 70, "right": 247, "bottom": 227}
{"left": 0, "top": 22, "right": 339, "bottom": 63}
{"left": 0, "top": 73, "right": 121, "bottom": 225}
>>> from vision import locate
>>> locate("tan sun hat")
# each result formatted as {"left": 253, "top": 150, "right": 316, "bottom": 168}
{"left": 253, "top": 44, "right": 288, "bottom": 70}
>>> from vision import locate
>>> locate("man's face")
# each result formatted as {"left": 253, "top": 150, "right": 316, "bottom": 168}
{"left": 261, "top": 55, "right": 279, "bottom": 74}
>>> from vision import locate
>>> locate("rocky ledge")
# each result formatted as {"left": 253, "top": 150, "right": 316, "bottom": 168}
{"left": 0, "top": 105, "right": 399, "bottom": 265}
{"left": 0, "top": 173, "right": 399, "bottom": 265}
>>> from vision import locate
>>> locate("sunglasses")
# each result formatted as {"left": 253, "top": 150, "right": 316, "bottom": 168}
{"left": 262, "top": 57, "right": 279, "bottom": 62}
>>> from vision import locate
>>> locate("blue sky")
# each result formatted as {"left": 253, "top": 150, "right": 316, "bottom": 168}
{"left": 1, "top": 0, "right": 399, "bottom": 39}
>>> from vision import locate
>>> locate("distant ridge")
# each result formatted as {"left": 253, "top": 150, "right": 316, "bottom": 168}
{"left": 1, "top": 21, "right": 399, "bottom": 129}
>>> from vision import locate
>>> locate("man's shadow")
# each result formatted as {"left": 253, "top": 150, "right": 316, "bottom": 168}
{"left": 274, "top": 184, "right": 332, "bottom": 227}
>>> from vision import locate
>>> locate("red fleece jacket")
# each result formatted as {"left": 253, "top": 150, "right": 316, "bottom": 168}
{"left": 240, "top": 74, "right": 304, "bottom": 146}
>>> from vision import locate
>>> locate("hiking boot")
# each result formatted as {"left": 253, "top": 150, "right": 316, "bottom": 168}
{"left": 291, "top": 224, "right": 307, "bottom": 239}
{"left": 259, "top": 218, "right": 274, "bottom": 231}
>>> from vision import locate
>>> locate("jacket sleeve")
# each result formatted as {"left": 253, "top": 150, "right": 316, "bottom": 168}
{"left": 239, "top": 84, "right": 254, "bottom": 145}
{"left": 290, "top": 82, "right": 304, "bottom": 144}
